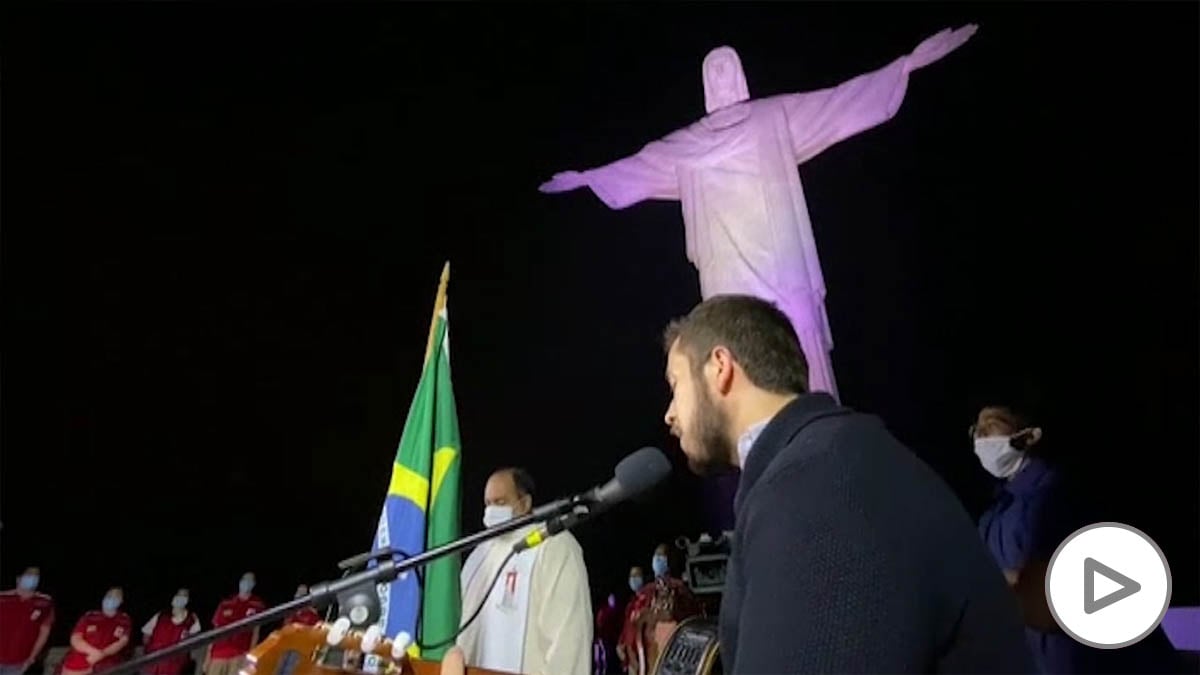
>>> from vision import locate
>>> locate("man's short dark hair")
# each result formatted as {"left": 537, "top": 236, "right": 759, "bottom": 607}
{"left": 495, "top": 467, "right": 536, "bottom": 499}
{"left": 663, "top": 295, "right": 808, "bottom": 394}
{"left": 983, "top": 404, "right": 1035, "bottom": 431}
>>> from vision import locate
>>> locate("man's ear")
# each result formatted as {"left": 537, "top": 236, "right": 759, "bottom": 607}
{"left": 1012, "top": 427, "right": 1043, "bottom": 450}
{"left": 1026, "top": 427, "right": 1043, "bottom": 447}
{"left": 709, "top": 346, "right": 735, "bottom": 395}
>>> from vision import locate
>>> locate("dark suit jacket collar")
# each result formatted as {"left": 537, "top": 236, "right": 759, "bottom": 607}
{"left": 734, "top": 392, "right": 851, "bottom": 515}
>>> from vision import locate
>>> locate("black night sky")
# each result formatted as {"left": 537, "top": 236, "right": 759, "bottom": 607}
{"left": 2, "top": 2, "right": 1197, "bottom": 649}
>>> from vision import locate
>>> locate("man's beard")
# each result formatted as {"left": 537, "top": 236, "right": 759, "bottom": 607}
{"left": 685, "top": 384, "right": 737, "bottom": 476}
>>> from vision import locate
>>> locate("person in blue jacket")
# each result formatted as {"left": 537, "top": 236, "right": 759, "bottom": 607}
{"left": 973, "top": 404, "right": 1182, "bottom": 673}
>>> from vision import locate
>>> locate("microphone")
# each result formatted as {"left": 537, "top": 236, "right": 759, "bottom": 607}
{"left": 589, "top": 446, "right": 672, "bottom": 508}
{"left": 514, "top": 447, "right": 671, "bottom": 553}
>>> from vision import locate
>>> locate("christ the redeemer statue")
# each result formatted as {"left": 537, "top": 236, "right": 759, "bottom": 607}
{"left": 540, "top": 25, "right": 977, "bottom": 399}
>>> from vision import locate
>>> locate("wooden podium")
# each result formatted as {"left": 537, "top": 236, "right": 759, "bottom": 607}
{"left": 405, "top": 659, "right": 509, "bottom": 675}
{"left": 244, "top": 623, "right": 515, "bottom": 675}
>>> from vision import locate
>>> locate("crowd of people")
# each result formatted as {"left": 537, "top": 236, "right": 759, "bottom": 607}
{"left": 0, "top": 571, "right": 319, "bottom": 675}
{"left": 5, "top": 294, "right": 1188, "bottom": 675}
{"left": 591, "top": 544, "right": 705, "bottom": 675}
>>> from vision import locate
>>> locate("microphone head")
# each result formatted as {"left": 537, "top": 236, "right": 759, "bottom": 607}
{"left": 611, "top": 446, "right": 672, "bottom": 501}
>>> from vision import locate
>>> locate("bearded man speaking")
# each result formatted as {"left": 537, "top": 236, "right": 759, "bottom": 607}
{"left": 660, "top": 295, "right": 1034, "bottom": 673}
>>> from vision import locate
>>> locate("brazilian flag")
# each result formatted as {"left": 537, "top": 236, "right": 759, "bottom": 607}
{"left": 373, "top": 263, "right": 462, "bottom": 659}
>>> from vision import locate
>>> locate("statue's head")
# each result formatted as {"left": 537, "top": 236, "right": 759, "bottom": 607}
{"left": 702, "top": 46, "right": 750, "bottom": 113}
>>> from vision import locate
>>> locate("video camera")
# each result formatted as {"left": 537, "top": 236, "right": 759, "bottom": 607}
{"left": 675, "top": 531, "right": 732, "bottom": 595}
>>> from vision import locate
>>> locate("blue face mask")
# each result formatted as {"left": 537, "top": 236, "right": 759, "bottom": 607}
{"left": 17, "top": 574, "right": 39, "bottom": 591}
{"left": 652, "top": 555, "right": 669, "bottom": 578}
{"left": 629, "top": 576, "right": 644, "bottom": 593}
{"left": 102, "top": 596, "right": 121, "bottom": 615}
{"left": 171, "top": 595, "right": 189, "bottom": 610}
{"left": 238, "top": 578, "right": 255, "bottom": 595}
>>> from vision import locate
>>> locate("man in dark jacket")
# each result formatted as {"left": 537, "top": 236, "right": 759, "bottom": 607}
{"left": 661, "top": 295, "right": 1033, "bottom": 673}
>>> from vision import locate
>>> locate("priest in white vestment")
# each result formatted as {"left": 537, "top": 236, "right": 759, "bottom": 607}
{"left": 457, "top": 468, "right": 592, "bottom": 675}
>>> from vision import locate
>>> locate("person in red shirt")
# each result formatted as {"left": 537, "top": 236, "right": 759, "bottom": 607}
{"left": 0, "top": 566, "right": 55, "bottom": 675}
{"left": 61, "top": 587, "right": 132, "bottom": 675}
{"left": 141, "top": 588, "right": 201, "bottom": 675}
{"left": 615, "top": 566, "right": 644, "bottom": 675}
{"left": 203, "top": 572, "right": 265, "bottom": 675}
{"left": 619, "top": 546, "right": 700, "bottom": 675}
{"left": 282, "top": 585, "right": 320, "bottom": 627}
{"left": 594, "top": 592, "right": 624, "bottom": 674}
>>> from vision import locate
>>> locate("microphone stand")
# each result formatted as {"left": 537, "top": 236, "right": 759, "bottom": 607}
{"left": 108, "top": 498, "right": 591, "bottom": 675}
{"left": 326, "top": 548, "right": 404, "bottom": 622}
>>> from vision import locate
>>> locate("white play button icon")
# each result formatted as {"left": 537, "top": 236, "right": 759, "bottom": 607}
{"left": 1046, "top": 522, "right": 1172, "bottom": 648}
{"left": 1084, "top": 557, "right": 1140, "bottom": 614}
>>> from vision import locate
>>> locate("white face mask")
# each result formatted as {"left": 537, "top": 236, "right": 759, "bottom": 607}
{"left": 171, "top": 595, "right": 189, "bottom": 610}
{"left": 974, "top": 436, "right": 1025, "bottom": 478}
{"left": 482, "top": 505, "right": 514, "bottom": 529}
{"left": 652, "top": 555, "right": 670, "bottom": 578}
{"left": 102, "top": 595, "right": 122, "bottom": 616}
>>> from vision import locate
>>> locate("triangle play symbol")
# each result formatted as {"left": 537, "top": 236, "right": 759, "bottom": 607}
{"left": 1084, "top": 557, "right": 1141, "bottom": 614}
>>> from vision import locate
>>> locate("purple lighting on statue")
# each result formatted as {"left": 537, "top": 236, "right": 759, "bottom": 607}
{"left": 540, "top": 25, "right": 978, "bottom": 401}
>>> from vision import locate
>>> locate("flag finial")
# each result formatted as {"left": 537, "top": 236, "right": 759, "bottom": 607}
{"left": 424, "top": 262, "right": 451, "bottom": 365}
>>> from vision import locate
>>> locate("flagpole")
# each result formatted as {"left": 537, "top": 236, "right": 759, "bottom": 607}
{"left": 424, "top": 262, "right": 451, "bottom": 365}
{"left": 416, "top": 261, "right": 450, "bottom": 654}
